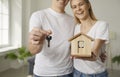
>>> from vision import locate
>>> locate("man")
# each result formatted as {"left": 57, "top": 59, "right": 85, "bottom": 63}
{"left": 28, "top": 0, "right": 75, "bottom": 77}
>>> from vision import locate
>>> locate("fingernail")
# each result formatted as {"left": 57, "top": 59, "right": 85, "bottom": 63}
{"left": 48, "top": 30, "right": 52, "bottom": 33}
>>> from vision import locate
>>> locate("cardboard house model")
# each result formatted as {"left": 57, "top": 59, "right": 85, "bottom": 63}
{"left": 69, "top": 32, "right": 94, "bottom": 57}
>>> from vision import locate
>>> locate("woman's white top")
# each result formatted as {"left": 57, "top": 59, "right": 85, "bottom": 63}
{"left": 74, "top": 21, "right": 109, "bottom": 74}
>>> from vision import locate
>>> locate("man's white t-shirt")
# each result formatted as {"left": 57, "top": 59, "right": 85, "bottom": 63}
{"left": 29, "top": 8, "right": 75, "bottom": 76}
{"left": 74, "top": 21, "right": 109, "bottom": 74}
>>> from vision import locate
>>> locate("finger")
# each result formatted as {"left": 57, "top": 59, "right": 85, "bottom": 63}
{"left": 31, "top": 28, "right": 53, "bottom": 42}
{"left": 70, "top": 55, "right": 74, "bottom": 59}
{"left": 32, "top": 28, "right": 52, "bottom": 36}
{"left": 30, "top": 32, "right": 40, "bottom": 40}
{"left": 100, "top": 56, "right": 106, "bottom": 63}
{"left": 31, "top": 30, "right": 46, "bottom": 41}
{"left": 100, "top": 53, "right": 107, "bottom": 58}
{"left": 91, "top": 52, "right": 96, "bottom": 57}
{"left": 31, "top": 30, "right": 44, "bottom": 37}
{"left": 47, "top": 30, "right": 52, "bottom": 35}
{"left": 31, "top": 40, "right": 39, "bottom": 45}
{"left": 39, "top": 29, "right": 52, "bottom": 36}
{"left": 31, "top": 28, "right": 46, "bottom": 36}
{"left": 32, "top": 35, "right": 41, "bottom": 41}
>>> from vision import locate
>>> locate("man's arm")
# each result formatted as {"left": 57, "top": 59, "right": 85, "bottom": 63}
{"left": 28, "top": 39, "right": 43, "bottom": 55}
{"left": 28, "top": 28, "right": 52, "bottom": 55}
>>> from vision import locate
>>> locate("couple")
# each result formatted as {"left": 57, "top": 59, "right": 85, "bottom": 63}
{"left": 28, "top": 0, "right": 109, "bottom": 77}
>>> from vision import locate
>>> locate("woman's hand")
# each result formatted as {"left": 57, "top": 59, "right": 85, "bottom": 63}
{"left": 71, "top": 52, "right": 97, "bottom": 61}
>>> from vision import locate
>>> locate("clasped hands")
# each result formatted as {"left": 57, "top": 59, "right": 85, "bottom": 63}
{"left": 72, "top": 50, "right": 107, "bottom": 62}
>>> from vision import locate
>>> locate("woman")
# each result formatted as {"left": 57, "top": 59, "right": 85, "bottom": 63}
{"left": 70, "top": 0, "right": 109, "bottom": 77}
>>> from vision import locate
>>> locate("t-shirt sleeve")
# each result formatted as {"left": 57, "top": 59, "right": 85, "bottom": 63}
{"left": 74, "top": 24, "right": 80, "bottom": 35}
{"left": 96, "top": 22, "right": 109, "bottom": 44}
{"left": 29, "top": 12, "right": 42, "bottom": 32}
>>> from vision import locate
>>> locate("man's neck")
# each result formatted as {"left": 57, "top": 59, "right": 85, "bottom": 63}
{"left": 51, "top": 6, "right": 65, "bottom": 13}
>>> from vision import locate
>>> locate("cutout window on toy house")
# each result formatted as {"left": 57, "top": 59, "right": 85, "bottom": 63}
{"left": 78, "top": 40, "right": 84, "bottom": 48}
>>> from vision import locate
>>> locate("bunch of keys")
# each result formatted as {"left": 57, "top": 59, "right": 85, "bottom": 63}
{"left": 46, "top": 35, "right": 52, "bottom": 47}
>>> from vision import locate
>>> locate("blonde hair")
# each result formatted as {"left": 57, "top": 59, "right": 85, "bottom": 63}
{"left": 70, "top": 0, "right": 97, "bottom": 24}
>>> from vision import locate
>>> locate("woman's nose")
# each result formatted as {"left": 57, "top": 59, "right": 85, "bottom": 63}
{"left": 76, "top": 6, "right": 81, "bottom": 11}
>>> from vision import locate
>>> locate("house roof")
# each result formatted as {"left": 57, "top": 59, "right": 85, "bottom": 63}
{"left": 69, "top": 32, "right": 94, "bottom": 41}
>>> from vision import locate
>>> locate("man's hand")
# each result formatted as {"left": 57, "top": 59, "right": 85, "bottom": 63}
{"left": 29, "top": 28, "right": 52, "bottom": 45}
{"left": 99, "top": 52, "right": 107, "bottom": 63}
{"left": 28, "top": 28, "right": 52, "bottom": 55}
